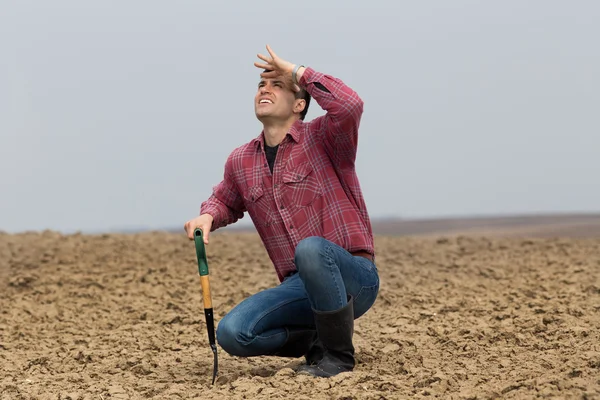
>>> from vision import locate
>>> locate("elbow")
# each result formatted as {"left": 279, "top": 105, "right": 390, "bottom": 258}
{"left": 350, "top": 92, "right": 364, "bottom": 118}
{"left": 357, "top": 97, "right": 364, "bottom": 117}
{"left": 352, "top": 96, "right": 364, "bottom": 124}
{"left": 356, "top": 93, "right": 364, "bottom": 108}
{"left": 340, "top": 94, "right": 364, "bottom": 122}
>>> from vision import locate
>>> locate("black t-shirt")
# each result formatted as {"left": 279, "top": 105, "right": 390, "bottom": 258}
{"left": 265, "top": 144, "right": 279, "bottom": 173}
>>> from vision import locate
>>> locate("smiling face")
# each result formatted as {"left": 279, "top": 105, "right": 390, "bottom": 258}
{"left": 254, "top": 75, "right": 308, "bottom": 123}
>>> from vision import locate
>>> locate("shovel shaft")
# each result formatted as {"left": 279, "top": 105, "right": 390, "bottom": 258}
{"left": 200, "top": 275, "right": 213, "bottom": 309}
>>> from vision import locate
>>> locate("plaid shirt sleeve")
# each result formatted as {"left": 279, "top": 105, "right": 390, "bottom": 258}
{"left": 199, "top": 153, "right": 246, "bottom": 231}
{"left": 299, "top": 67, "right": 364, "bottom": 167}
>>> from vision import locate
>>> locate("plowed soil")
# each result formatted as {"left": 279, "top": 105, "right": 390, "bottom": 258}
{"left": 1, "top": 231, "right": 600, "bottom": 399}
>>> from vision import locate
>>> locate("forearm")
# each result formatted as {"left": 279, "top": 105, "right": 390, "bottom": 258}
{"left": 297, "top": 66, "right": 364, "bottom": 122}
{"left": 200, "top": 157, "right": 246, "bottom": 231}
{"left": 200, "top": 195, "right": 243, "bottom": 231}
{"left": 297, "top": 66, "right": 364, "bottom": 166}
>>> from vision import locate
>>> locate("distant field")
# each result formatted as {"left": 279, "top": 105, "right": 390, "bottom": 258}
{"left": 370, "top": 213, "right": 600, "bottom": 238}
{"left": 215, "top": 213, "right": 600, "bottom": 238}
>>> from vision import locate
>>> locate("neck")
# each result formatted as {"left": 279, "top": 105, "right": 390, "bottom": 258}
{"left": 262, "top": 117, "right": 298, "bottom": 147}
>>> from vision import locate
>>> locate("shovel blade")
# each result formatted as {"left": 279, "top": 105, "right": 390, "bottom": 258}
{"left": 204, "top": 308, "right": 218, "bottom": 384}
{"left": 211, "top": 343, "right": 218, "bottom": 385}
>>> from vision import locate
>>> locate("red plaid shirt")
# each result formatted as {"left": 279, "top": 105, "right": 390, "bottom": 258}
{"left": 200, "top": 67, "right": 374, "bottom": 282}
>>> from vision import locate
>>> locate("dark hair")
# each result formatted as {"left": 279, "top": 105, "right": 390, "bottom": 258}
{"left": 262, "top": 69, "right": 311, "bottom": 120}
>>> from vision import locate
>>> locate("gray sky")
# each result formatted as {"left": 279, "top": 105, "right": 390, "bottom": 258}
{"left": 2, "top": 1, "right": 599, "bottom": 233}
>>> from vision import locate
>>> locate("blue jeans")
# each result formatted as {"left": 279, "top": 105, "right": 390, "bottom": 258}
{"left": 216, "top": 236, "right": 380, "bottom": 357}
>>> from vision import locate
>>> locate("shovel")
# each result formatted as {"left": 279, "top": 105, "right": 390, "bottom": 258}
{"left": 193, "top": 227, "right": 218, "bottom": 385}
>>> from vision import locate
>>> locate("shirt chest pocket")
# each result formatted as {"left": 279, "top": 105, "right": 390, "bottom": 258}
{"left": 281, "top": 162, "right": 323, "bottom": 208}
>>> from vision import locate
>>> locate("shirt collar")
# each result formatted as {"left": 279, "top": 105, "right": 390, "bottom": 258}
{"left": 253, "top": 120, "right": 302, "bottom": 151}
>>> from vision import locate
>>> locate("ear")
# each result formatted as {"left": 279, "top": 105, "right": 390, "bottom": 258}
{"left": 293, "top": 98, "right": 306, "bottom": 115}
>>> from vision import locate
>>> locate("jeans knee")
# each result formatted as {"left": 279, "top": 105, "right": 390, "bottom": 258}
{"left": 216, "top": 316, "right": 252, "bottom": 356}
{"left": 294, "top": 236, "right": 328, "bottom": 273}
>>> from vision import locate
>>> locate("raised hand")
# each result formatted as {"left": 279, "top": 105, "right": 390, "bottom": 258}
{"left": 254, "top": 45, "right": 300, "bottom": 92}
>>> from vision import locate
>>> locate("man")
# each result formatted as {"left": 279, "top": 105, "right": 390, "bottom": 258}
{"left": 184, "top": 45, "right": 379, "bottom": 378}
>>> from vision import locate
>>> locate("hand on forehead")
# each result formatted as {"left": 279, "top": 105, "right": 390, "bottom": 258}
{"left": 254, "top": 45, "right": 300, "bottom": 93}
{"left": 260, "top": 75, "right": 300, "bottom": 93}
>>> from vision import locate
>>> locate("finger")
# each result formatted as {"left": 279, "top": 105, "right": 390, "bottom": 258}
{"left": 256, "top": 53, "right": 271, "bottom": 63}
{"left": 204, "top": 227, "right": 209, "bottom": 244}
{"left": 254, "top": 61, "right": 272, "bottom": 70}
{"left": 266, "top": 44, "right": 277, "bottom": 60}
{"left": 260, "top": 70, "right": 280, "bottom": 78}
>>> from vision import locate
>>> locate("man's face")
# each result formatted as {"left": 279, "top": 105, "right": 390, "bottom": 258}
{"left": 254, "top": 76, "right": 301, "bottom": 122}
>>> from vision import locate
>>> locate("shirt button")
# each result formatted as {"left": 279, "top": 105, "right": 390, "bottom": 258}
{"left": 290, "top": 225, "right": 294, "bottom": 229}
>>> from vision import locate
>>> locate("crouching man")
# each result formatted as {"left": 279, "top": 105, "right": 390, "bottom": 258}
{"left": 184, "top": 45, "right": 379, "bottom": 377}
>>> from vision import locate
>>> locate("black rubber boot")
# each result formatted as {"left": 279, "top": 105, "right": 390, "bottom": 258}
{"left": 304, "top": 337, "right": 325, "bottom": 365}
{"left": 297, "top": 296, "right": 355, "bottom": 377}
{"left": 272, "top": 328, "right": 317, "bottom": 358}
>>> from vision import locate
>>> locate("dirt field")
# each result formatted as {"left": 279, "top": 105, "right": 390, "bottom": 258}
{"left": 2, "top": 227, "right": 600, "bottom": 399}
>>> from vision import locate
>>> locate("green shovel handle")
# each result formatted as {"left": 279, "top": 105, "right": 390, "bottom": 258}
{"left": 194, "top": 228, "right": 209, "bottom": 276}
